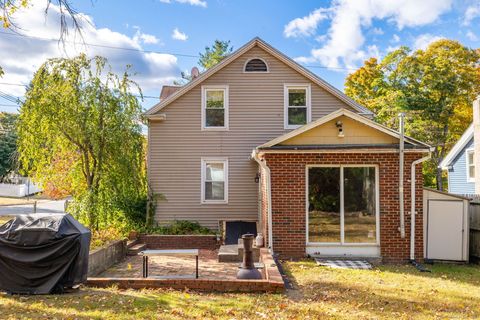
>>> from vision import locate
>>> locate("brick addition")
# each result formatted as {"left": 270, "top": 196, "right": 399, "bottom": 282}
{"left": 261, "top": 152, "right": 424, "bottom": 263}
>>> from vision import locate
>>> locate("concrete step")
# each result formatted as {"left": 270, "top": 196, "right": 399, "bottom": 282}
{"left": 127, "top": 243, "right": 147, "bottom": 256}
{"left": 218, "top": 244, "right": 261, "bottom": 263}
{"left": 218, "top": 244, "right": 240, "bottom": 262}
{"left": 126, "top": 239, "right": 139, "bottom": 249}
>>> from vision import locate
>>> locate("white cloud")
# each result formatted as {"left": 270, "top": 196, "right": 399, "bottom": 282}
{"left": 413, "top": 33, "right": 444, "bottom": 50}
{"left": 288, "top": 0, "right": 452, "bottom": 69}
{"left": 133, "top": 27, "right": 160, "bottom": 44}
{"left": 391, "top": 34, "right": 400, "bottom": 43}
{"left": 0, "top": 2, "right": 180, "bottom": 99}
{"left": 466, "top": 30, "right": 478, "bottom": 41}
{"left": 284, "top": 8, "right": 329, "bottom": 38}
{"left": 159, "top": 0, "right": 207, "bottom": 8}
{"left": 464, "top": 4, "right": 480, "bottom": 25}
{"left": 171, "top": 28, "right": 188, "bottom": 41}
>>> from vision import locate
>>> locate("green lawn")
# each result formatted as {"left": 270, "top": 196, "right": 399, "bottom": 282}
{"left": 0, "top": 261, "right": 479, "bottom": 319}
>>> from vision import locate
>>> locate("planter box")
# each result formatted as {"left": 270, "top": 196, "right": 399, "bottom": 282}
{"left": 88, "top": 240, "right": 127, "bottom": 277}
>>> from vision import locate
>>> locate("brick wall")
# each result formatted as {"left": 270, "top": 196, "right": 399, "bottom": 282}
{"left": 138, "top": 235, "right": 220, "bottom": 250}
{"left": 262, "top": 152, "right": 424, "bottom": 263}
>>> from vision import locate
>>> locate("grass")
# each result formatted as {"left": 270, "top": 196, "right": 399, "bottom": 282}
{"left": 0, "top": 261, "right": 479, "bottom": 319}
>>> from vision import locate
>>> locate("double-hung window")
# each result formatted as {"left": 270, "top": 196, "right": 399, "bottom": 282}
{"left": 202, "top": 85, "right": 229, "bottom": 130}
{"left": 284, "top": 84, "right": 311, "bottom": 129}
{"left": 467, "top": 149, "right": 475, "bottom": 182}
{"left": 201, "top": 158, "right": 228, "bottom": 203}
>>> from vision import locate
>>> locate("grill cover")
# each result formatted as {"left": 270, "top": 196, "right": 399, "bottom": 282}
{"left": 0, "top": 213, "right": 91, "bottom": 294}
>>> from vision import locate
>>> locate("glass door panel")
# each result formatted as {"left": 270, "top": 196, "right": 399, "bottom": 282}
{"left": 308, "top": 167, "right": 341, "bottom": 243}
{"left": 343, "top": 167, "right": 377, "bottom": 243}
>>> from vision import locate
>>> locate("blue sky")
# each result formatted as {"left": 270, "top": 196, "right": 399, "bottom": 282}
{"left": 0, "top": 0, "right": 479, "bottom": 113}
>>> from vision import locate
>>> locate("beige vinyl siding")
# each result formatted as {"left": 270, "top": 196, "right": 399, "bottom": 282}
{"left": 148, "top": 45, "right": 358, "bottom": 230}
{"left": 281, "top": 115, "right": 398, "bottom": 146}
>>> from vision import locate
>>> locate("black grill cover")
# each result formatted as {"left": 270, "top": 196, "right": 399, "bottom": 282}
{"left": 0, "top": 214, "right": 91, "bottom": 294}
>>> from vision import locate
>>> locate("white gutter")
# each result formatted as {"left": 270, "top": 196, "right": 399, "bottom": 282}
{"left": 251, "top": 150, "right": 273, "bottom": 252}
{"left": 399, "top": 113, "right": 406, "bottom": 238}
{"left": 410, "top": 153, "right": 431, "bottom": 261}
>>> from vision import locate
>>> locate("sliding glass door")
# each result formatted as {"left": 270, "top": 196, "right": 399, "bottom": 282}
{"left": 307, "top": 165, "right": 378, "bottom": 245}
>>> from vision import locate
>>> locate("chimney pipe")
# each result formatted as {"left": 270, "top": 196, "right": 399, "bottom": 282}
{"left": 474, "top": 97, "right": 480, "bottom": 194}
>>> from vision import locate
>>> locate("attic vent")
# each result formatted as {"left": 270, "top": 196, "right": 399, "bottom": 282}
{"left": 244, "top": 58, "right": 268, "bottom": 72}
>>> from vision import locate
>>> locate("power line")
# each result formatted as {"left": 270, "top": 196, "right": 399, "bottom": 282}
{"left": 0, "top": 31, "right": 199, "bottom": 58}
{"left": 0, "top": 31, "right": 359, "bottom": 72}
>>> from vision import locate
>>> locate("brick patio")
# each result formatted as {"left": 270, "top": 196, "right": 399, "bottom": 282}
{"left": 98, "top": 249, "right": 239, "bottom": 280}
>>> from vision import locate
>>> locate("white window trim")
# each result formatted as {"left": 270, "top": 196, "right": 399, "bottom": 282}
{"left": 201, "top": 157, "right": 229, "bottom": 204}
{"left": 243, "top": 57, "right": 269, "bottom": 73}
{"left": 284, "top": 84, "right": 311, "bottom": 130}
{"left": 201, "top": 85, "right": 229, "bottom": 131}
{"left": 466, "top": 148, "right": 475, "bottom": 182}
{"left": 305, "top": 164, "right": 380, "bottom": 247}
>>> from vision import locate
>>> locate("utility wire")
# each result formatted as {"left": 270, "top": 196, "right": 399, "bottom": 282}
{"left": 0, "top": 31, "right": 199, "bottom": 58}
{"left": 0, "top": 30, "right": 358, "bottom": 71}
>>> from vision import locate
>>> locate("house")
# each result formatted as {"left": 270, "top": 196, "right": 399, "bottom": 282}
{"left": 145, "top": 37, "right": 431, "bottom": 262}
{"left": 440, "top": 97, "right": 480, "bottom": 196}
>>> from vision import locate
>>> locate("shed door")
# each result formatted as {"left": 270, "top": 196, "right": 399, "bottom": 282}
{"left": 427, "top": 200, "right": 464, "bottom": 261}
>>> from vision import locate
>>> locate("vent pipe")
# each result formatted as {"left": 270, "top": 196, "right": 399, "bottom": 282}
{"left": 399, "top": 113, "right": 406, "bottom": 238}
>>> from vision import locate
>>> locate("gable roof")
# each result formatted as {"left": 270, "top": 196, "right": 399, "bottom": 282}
{"left": 145, "top": 37, "right": 373, "bottom": 116}
{"left": 439, "top": 124, "right": 473, "bottom": 169}
{"left": 257, "top": 108, "right": 431, "bottom": 150}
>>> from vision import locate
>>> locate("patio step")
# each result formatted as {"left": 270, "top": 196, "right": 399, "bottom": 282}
{"left": 126, "top": 239, "right": 139, "bottom": 249}
{"left": 218, "top": 244, "right": 240, "bottom": 262}
{"left": 218, "top": 244, "right": 260, "bottom": 263}
{"left": 127, "top": 243, "right": 147, "bottom": 256}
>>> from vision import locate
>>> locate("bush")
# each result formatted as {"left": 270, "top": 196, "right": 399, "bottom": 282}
{"left": 140, "top": 220, "right": 215, "bottom": 235}
{"left": 90, "top": 227, "right": 125, "bottom": 250}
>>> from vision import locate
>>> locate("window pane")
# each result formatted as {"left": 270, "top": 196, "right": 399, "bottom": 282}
{"left": 308, "top": 167, "right": 341, "bottom": 243}
{"left": 468, "top": 151, "right": 474, "bottom": 164}
{"left": 205, "top": 181, "right": 224, "bottom": 200}
{"left": 470, "top": 165, "right": 475, "bottom": 179}
{"left": 206, "top": 163, "right": 224, "bottom": 181}
{"left": 206, "top": 90, "right": 224, "bottom": 109}
{"left": 288, "top": 107, "right": 307, "bottom": 125}
{"left": 288, "top": 89, "right": 306, "bottom": 106}
{"left": 206, "top": 109, "right": 225, "bottom": 127}
{"left": 344, "top": 167, "right": 376, "bottom": 243}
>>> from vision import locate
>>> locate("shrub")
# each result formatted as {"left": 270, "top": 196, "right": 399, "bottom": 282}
{"left": 140, "top": 220, "right": 215, "bottom": 235}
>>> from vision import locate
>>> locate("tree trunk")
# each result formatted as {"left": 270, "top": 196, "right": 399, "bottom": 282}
{"left": 436, "top": 166, "right": 443, "bottom": 191}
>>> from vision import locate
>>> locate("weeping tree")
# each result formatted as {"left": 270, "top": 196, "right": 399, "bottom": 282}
{"left": 17, "top": 54, "right": 146, "bottom": 230}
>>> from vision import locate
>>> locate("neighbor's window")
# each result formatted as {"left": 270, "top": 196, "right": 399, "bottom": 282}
{"left": 202, "top": 86, "right": 229, "bottom": 130}
{"left": 201, "top": 158, "right": 228, "bottom": 203}
{"left": 284, "top": 84, "right": 311, "bottom": 129}
{"left": 244, "top": 58, "right": 268, "bottom": 72}
{"left": 467, "top": 149, "right": 475, "bottom": 181}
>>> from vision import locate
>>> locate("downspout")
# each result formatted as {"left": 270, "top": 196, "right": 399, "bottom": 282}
{"left": 410, "top": 153, "right": 431, "bottom": 261}
{"left": 251, "top": 150, "right": 273, "bottom": 252}
{"left": 399, "top": 113, "right": 406, "bottom": 238}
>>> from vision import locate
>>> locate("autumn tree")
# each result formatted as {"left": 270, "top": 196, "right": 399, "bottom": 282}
{"left": 345, "top": 40, "right": 480, "bottom": 189}
{"left": 18, "top": 55, "right": 146, "bottom": 229}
